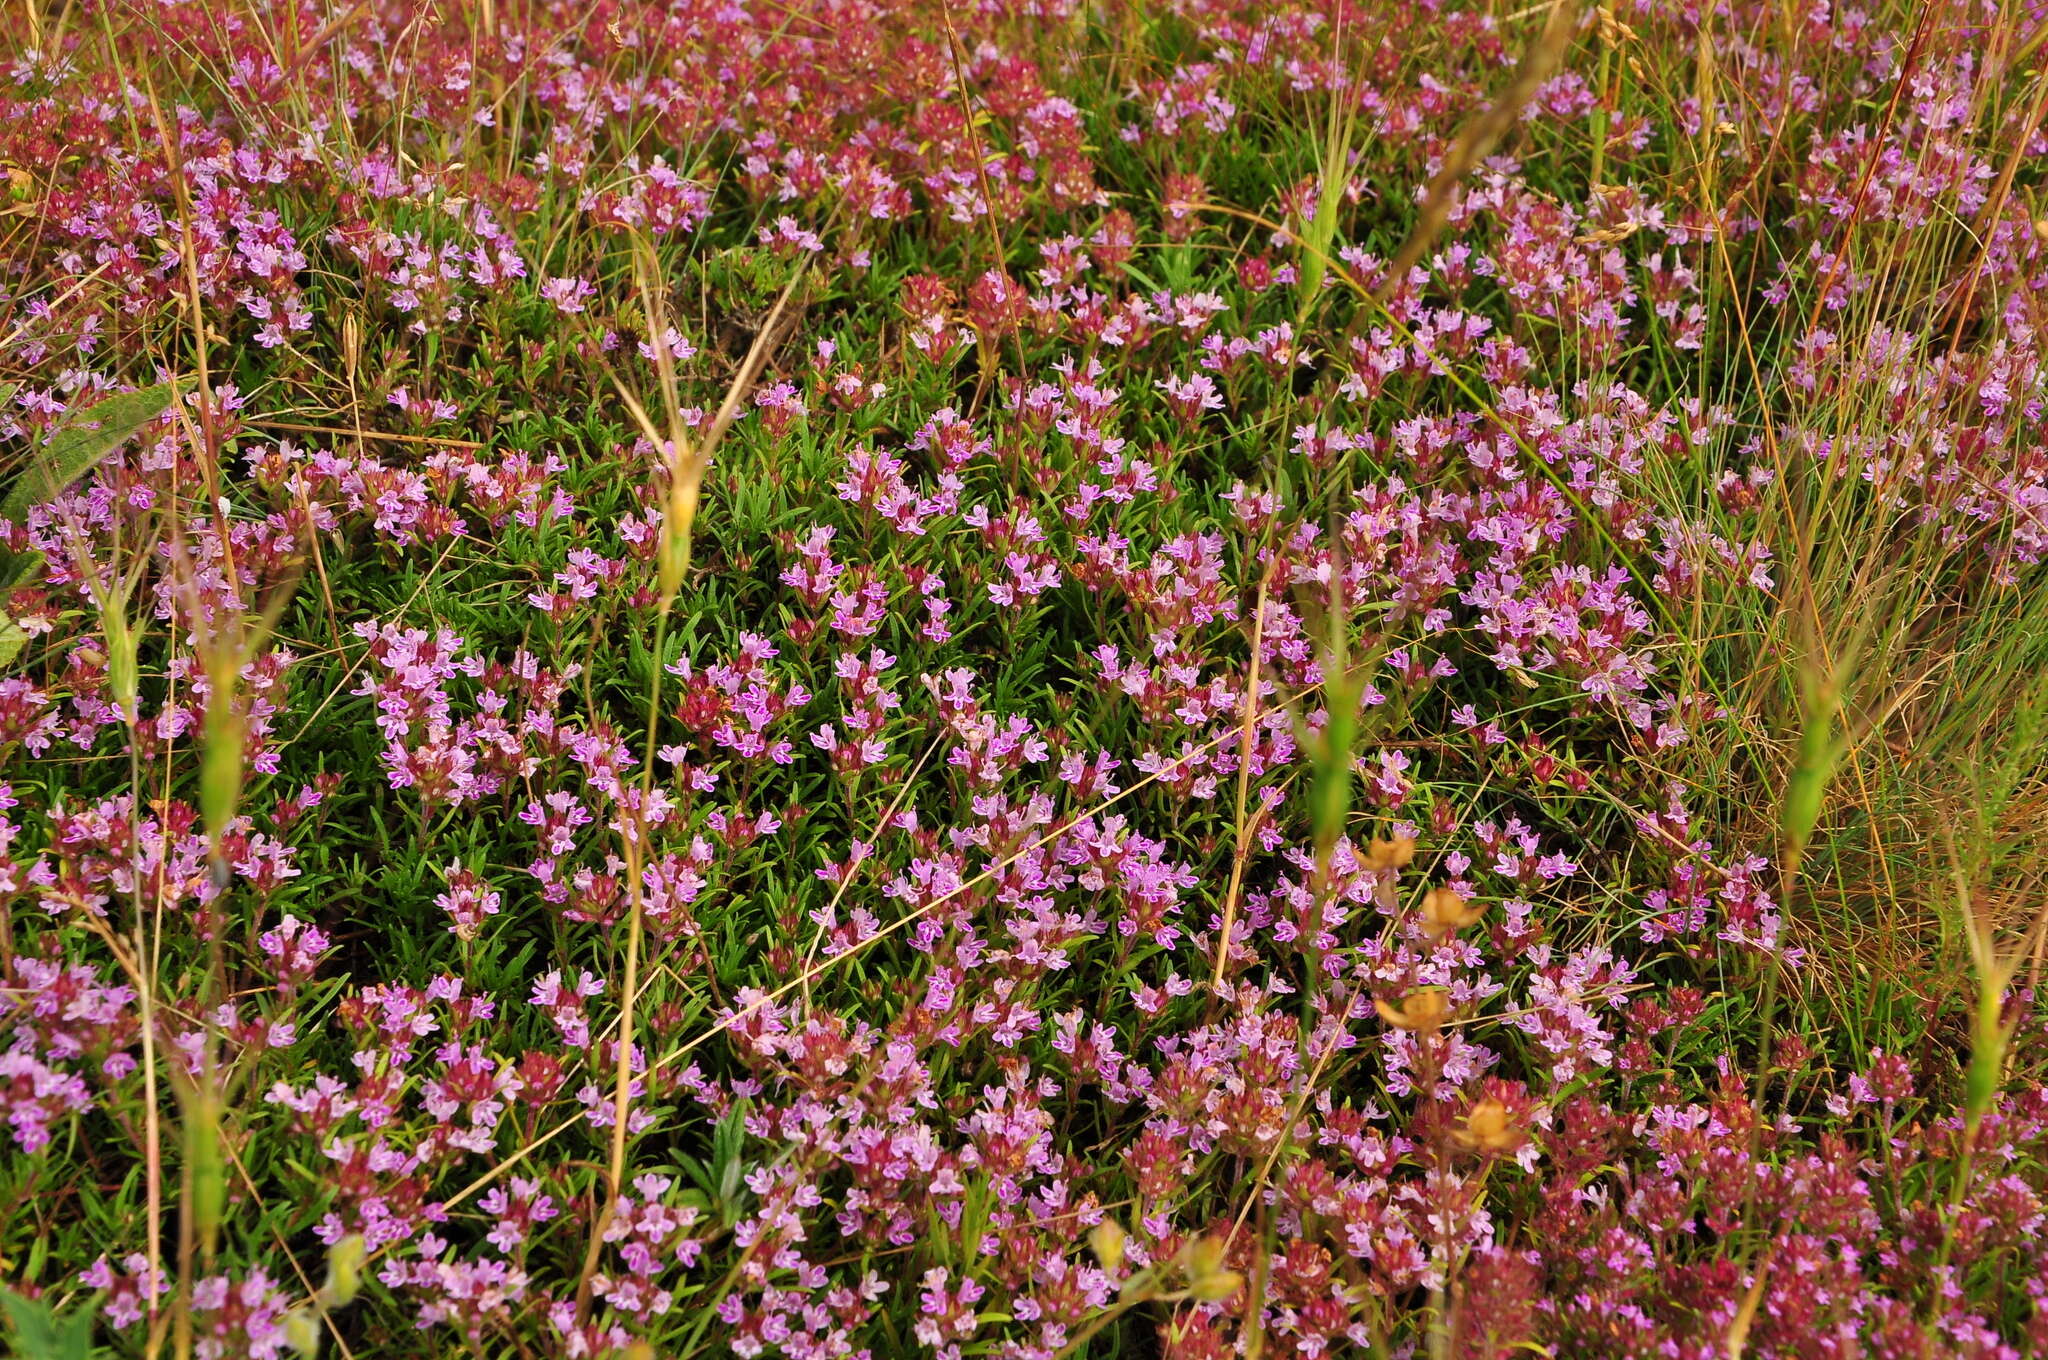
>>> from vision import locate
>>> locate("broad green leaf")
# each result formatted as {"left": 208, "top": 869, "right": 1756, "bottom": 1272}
{"left": 0, "top": 1285, "right": 97, "bottom": 1360}
{"left": 0, "top": 1288, "right": 61, "bottom": 1358}
{"left": 0, "top": 613, "right": 26, "bottom": 669}
{"left": 55, "top": 1302, "right": 96, "bottom": 1360}
{"left": 1, "top": 380, "right": 184, "bottom": 522}
{"left": 0, "top": 545, "right": 44, "bottom": 590}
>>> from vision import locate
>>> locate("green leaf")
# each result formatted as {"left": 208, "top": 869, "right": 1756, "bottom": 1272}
{"left": 0, "top": 1289, "right": 61, "bottom": 1358}
{"left": 2, "top": 380, "right": 184, "bottom": 522}
{"left": 0, "top": 613, "right": 27, "bottom": 670}
{"left": 0, "top": 1285, "right": 98, "bottom": 1360}
{"left": 0, "top": 545, "right": 44, "bottom": 590}
{"left": 55, "top": 1304, "right": 95, "bottom": 1360}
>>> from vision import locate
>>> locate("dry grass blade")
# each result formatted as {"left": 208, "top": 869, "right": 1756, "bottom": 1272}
{"left": 576, "top": 241, "right": 809, "bottom": 1312}
{"left": 1211, "top": 564, "right": 1272, "bottom": 992}
{"left": 17, "top": 2, "right": 2048, "bottom": 1355}
{"left": 1373, "top": 0, "right": 1582, "bottom": 303}
{"left": 324, "top": 681, "right": 1340, "bottom": 1298}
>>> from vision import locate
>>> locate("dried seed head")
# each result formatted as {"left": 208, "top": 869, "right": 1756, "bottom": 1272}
{"left": 1187, "top": 1264, "right": 1246, "bottom": 1303}
{"left": 1180, "top": 1236, "right": 1244, "bottom": 1302}
{"left": 1182, "top": 1235, "right": 1226, "bottom": 1277}
{"left": 1088, "top": 1218, "right": 1128, "bottom": 1274}
{"left": 1365, "top": 834, "right": 1416, "bottom": 872}
{"left": 1451, "top": 1098, "right": 1523, "bottom": 1154}
{"left": 340, "top": 308, "right": 362, "bottom": 385}
{"left": 320, "top": 1234, "right": 367, "bottom": 1307}
{"left": 280, "top": 1309, "right": 320, "bottom": 1358}
{"left": 1421, "top": 885, "right": 1485, "bottom": 939}
{"left": 1375, "top": 987, "right": 1450, "bottom": 1032}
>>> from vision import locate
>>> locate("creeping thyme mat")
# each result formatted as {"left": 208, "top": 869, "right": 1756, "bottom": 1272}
{"left": 3, "top": 0, "right": 2048, "bottom": 1356}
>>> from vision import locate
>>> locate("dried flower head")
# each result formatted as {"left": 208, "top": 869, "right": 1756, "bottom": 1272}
{"left": 1421, "top": 884, "right": 1486, "bottom": 939}
{"left": 1375, "top": 987, "right": 1451, "bottom": 1032}
{"left": 1180, "top": 1236, "right": 1245, "bottom": 1303}
{"left": 1451, "top": 1098, "right": 1524, "bottom": 1155}
{"left": 1089, "top": 1218, "right": 1128, "bottom": 1274}
{"left": 1366, "top": 833, "right": 1417, "bottom": 872}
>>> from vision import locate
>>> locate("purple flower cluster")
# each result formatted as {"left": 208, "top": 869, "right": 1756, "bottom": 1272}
{"left": 1, "top": 0, "right": 2045, "bottom": 1357}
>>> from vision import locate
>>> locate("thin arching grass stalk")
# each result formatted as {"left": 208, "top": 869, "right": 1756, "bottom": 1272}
{"left": 1210, "top": 561, "right": 1272, "bottom": 993}
{"left": 1370, "top": 0, "right": 1582, "bottom": 309}
{"left": 312, "top": 679, "right": 1346, "bottom": 1304}
{"left": 1292, "top": 8, "right": 1362, "bottom": 328}
{"left": 578, "top": 233, "right": 809, "bottom": 1311}
{"left": 1919, "top": 674, "right": 2048, "bottom": 1322}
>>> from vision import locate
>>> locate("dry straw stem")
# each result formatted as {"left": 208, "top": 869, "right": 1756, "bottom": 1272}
{"left": 1372, "top": 0, "right": 1583, "bottom": 306}
{"left": 608, "top": 235, "right": 808, "bottom": 611}
{"left": 799, "top": 732, "right": 945, "bottom": 997}
{"left": 312, "top": 682, "right": 1345, "bottom": 1305}
{"left": 1211, "top": 563, "right": 1274, "bottom": 992}
{"left": 578, "top": 237, "right": 809, "bottom": 1311}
